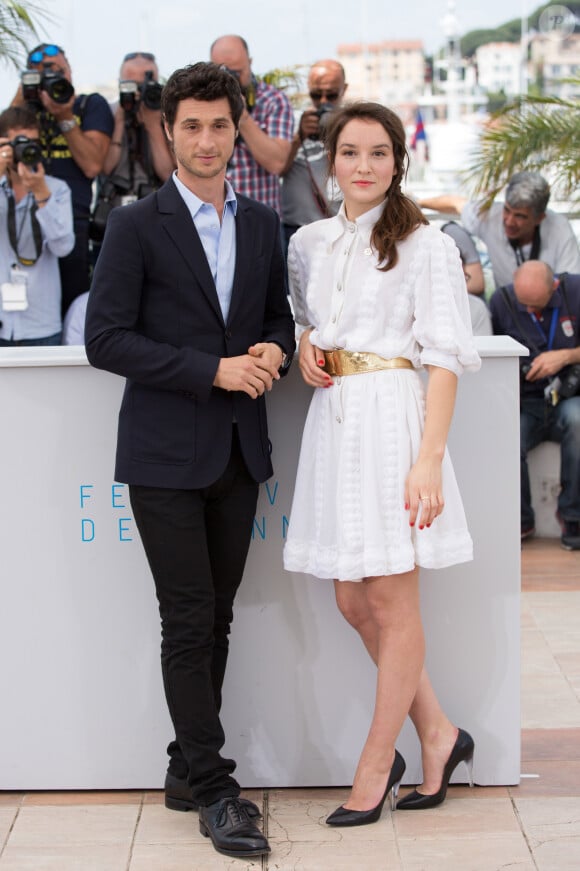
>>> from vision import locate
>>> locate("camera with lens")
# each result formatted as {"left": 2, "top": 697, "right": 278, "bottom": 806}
{"left": 309, "top": 103, "right": 334, "bottom": 141}
{"left": 119, "top": 71, "right": 163, "bottom": 113}
{"left": 21, "top": 69, "right": 74, "bottom": 105}
{"left": 559, "top": 363, "right": 580, "bottom": 400}
{"left": 220, "top": 66, "right": 255, "bottom": 112}
{"left": 9, "top": 134, "right": 43, "bottom": 168}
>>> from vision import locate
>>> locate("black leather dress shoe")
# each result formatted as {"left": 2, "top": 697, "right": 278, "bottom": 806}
{"left": 198, "top": 797, "right": 270, "bottom": 858}
{"left": 164, "top": 773, "right": 261, "bottom": 818}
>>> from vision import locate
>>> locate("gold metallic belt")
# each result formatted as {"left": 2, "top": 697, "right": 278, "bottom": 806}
{"left": 322, "top": 350, "right": 414, "bottom": 377}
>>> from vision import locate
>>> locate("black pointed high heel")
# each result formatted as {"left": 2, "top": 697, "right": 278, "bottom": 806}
{"left": 326, "top": 749, "right": 406, "bottom": 827}
{"left": 396, "top": 728, "right": 474, "bottom": 810}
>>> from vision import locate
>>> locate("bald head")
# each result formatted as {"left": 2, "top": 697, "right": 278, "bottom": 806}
{"left": 120, "top": 54, "right": 159, "bottom": 85}
{"left": 513, "top": 261, "right": 556, "bottom": 311}
{"left": 210, "top": 35, "right": 252, "bottom": 87}
{"left": 308, "top": 59, "right": 347, "bottom": 106}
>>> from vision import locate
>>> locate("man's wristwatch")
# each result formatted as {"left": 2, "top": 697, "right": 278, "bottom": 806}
{"left": 58, "top": 119, "right": 77, "bottom": 133}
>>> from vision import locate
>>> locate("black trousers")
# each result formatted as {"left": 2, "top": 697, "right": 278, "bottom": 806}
{"left": 129, "top": 427, "right": 259, "bottom": 806}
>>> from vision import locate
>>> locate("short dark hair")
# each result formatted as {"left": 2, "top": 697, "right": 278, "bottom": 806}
{"left": 0, "top": 106, "right": 39, "bottom": 137}
{"left": 161, "top": 62, "right": 244, "bottom": 130}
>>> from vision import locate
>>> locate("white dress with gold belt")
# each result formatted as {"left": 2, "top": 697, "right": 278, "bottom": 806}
{"left": 283, "top": 202, "right": 481, "bottom": 581}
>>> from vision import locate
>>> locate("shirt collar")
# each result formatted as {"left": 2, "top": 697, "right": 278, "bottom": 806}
{"left": 337, "top": 198, "right": 386, "bottom": 229}
{"left": 172, "top": 171, "right": 238, "bottom": 217}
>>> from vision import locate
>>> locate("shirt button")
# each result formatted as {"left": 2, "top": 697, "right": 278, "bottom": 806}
{"left": 337, "top": 282, "right": 342, "bottom": 292}
{"left": 348, "top": 225, "right": 355, "bottom": 234}
{"left": 336, "top": 416, "right": 342, "bottom": 423}
{"left": 335, "top": 376, "right": 341, "bottom": 385}
{"left": 331, "top": 315, "right": 337, "bottom": 323}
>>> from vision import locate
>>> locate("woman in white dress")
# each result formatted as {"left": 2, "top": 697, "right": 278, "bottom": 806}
{"left": 283, "top": 103, "right": 481, "bottom": 826}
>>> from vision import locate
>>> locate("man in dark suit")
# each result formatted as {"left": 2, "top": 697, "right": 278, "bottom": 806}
{"left": 85, "top": 62, "right": 294, "bottom": 860}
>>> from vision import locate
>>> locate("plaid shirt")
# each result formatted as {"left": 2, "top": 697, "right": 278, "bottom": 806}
{"left": 227, "top": 80, "right": 294, "bottom": 215}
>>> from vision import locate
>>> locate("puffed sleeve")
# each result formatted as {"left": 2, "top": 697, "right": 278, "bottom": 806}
{"left": 412, "top": 229, "right": 481, "bottom": 376}
{"left": 288, "top": 230, "right": 324, "bottom": 346}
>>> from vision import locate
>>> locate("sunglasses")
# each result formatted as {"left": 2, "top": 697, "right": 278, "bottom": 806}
{"left": 123, "top": 52, "right": 156, "bottom": 62}
{"left": 28, "top": 44, "right": 64, "bottom": 65}
{"left": 309, "top": 90, "right": 341, "bottom": 102}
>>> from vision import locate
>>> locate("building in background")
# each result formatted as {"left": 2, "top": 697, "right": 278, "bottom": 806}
{"left": 475, "top": 42, "right": 522, "bottom": 97}
{"left": 337, "top": 40, "right": 425, "bottom": 108}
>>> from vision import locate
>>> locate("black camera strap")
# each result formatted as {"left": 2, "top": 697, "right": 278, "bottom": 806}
{"left": 509, "top": 225, "right": 541, "bottom": 266}
{"left": 4, "top": 187, "right": 43, "bottom": 266}
{"left": 299, "top": 141, "right": 331, "bottom": 218}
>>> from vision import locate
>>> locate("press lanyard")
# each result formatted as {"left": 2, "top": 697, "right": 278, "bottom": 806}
{"left": 511, "top": 225, "right": 541, "bottom": 266}
{"left": 4, "top": 187, "right": 43, "bottom": 266}
{"left": 528, "top": 307, "right": 559, "bottom": 350}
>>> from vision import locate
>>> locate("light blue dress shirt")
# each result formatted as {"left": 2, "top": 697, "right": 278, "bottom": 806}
{"left": 172, "top": 172, "right": 237, "bottom": 322}
{"left": 0, "top": 175, "right": 74, "bottom": 341}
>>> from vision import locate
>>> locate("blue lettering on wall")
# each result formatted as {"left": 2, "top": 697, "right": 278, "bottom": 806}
{"left": 111, "top": 483, "right": 126, "bottom": 509}
{"left": 82, "top": 518, "right": 95, "bottom": 542}
{"left": 281, "top": 515, "right": 289, "bottom": 539}
{"left": 118, "top": 518, "right": 133, "bottom": 542}
{"left": 252, "top": 517, "right": 266, "bottom": 540}
{"left": 265, "top": 481, "right": 278, "bottom": 506}
{"left": 80, "top": 484, "right": 93, "bottom": 508}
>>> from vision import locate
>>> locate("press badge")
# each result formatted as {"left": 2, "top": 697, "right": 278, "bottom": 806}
{"left": 561, "top": 318, "right": 574, "bottom": 338}
{"left": 1, "top": 266, "right": 29, "bottom": 311}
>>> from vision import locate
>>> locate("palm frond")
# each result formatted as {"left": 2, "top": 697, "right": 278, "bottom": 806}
{"left": 0, "top": 1, "right": 55, "bottom": 69}
{"left": 465, "top": 79, "right": 580, "bottom": 209}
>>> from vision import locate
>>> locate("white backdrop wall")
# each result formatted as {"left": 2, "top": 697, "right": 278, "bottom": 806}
{"left": 0, "top": 337, "right": 524, "bottom": 789}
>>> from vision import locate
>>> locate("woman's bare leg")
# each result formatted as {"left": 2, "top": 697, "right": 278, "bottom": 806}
{"left": 407, "top": 671, "right": 458, "bottom": 794}
{"left": 335, "top": 572, "right": 458, "bottom": 801}
{"left": 334, "top": 568, "right": 424, "bottom": 810}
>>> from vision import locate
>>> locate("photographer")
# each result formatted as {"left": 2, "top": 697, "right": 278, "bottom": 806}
{"left": 281, "top": 59, "right": 347, "bottom": 252}
{"left": 92, "top": 52, "right": 174, "bottom": 241}
{"left": 210, "top": 35, "right": 293, "bottom": 215}
{"left": 12, "top": 43, "right": 113, "bottom": 315}
{"left": 490, "top": 260, "right": 580, "bottom": 550}
{"left": 0, "top": 107, "right": 74, "bottom": 346}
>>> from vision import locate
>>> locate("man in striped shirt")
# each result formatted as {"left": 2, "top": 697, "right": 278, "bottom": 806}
{"left": 210, "top": 35, "right": 293, "bottom": 216}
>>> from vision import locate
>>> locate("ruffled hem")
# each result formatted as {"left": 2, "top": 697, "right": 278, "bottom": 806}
{"left": 283, "top": 531, "right": 474, "bottom": 581}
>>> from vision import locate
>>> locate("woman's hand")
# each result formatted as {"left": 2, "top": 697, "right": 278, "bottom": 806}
{"left": 298, "top": 329, "right": 333, "bottom": 388}
{"left": 404, "top": 455, "right": 444, "bottom": 529}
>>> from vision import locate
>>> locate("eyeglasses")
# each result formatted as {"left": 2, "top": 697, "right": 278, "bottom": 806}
{"left": 123, "top": 52, "right": 156, "bottom": 62}
{"left": 309, "top": 90, "right": 341, "bottom": 102}
{"left": 28, "top": 44, "right": 64, "bottom": 65}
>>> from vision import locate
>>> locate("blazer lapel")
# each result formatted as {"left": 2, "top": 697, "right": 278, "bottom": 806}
{"left": 226, "top": 199, "right": 252, "bottom": 326}
{"left": 157, "top": 180, "right": 224, "bottom": 324}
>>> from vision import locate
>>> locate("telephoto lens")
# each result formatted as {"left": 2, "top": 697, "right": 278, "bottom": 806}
{"left": 41, "top": 71, "right": 74, "bottom": 104}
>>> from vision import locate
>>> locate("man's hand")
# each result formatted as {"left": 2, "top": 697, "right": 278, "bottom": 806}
{"left": 297, "top": 110, "right": 320, "bottom": 142}
{"left": 526, "top": 350, "right": 573, "bottom": 381}
{"left": 0, "top": 138, "right": 12, "bottom": 176}
{"left": 17, "top": 160, "right": 51, "bottom": 205}
{"left": 214, "top": 345, "right": 282, "bottom": 398}
{"left": 39, "top": 89, "right": 76, "bottom": 123}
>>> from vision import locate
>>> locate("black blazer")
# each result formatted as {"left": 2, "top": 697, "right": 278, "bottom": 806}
{"left": 85, "top": 178, "right": 295, "bottom": 489}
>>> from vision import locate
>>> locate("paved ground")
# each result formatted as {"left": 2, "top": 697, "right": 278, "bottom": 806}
{"left": 1, "top": 538, "right": 578, "bottom": 870}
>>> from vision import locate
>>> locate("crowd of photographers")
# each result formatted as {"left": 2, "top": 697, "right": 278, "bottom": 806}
{"left": 1, "top": 37, "right": 580, "bottom": 549}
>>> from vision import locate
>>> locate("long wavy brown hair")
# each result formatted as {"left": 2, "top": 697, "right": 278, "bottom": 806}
{"left": 324, "top": 102, "right": 427, "bottom": 272}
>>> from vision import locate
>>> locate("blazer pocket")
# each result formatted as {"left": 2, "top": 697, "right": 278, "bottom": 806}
{"left": 129, "top": 387, "right": 196, "bottom": 465}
